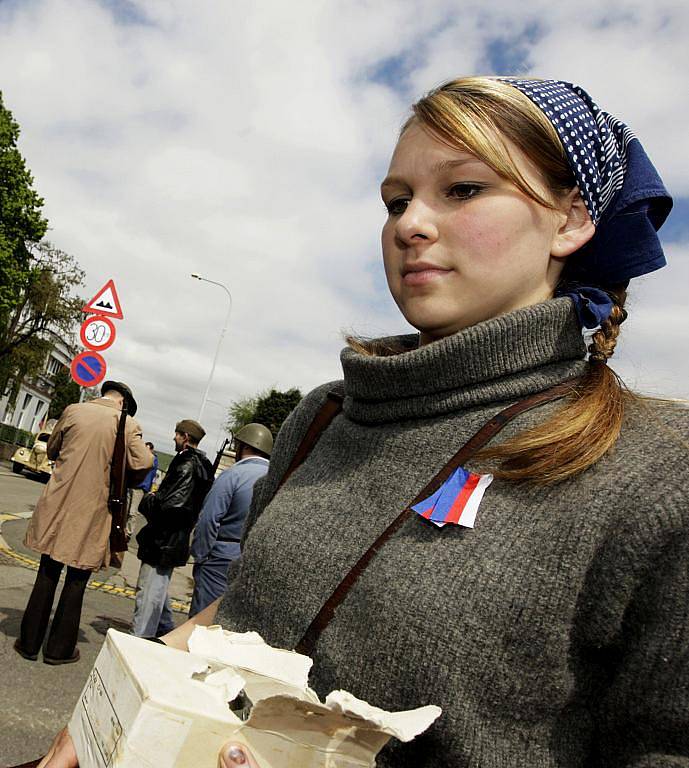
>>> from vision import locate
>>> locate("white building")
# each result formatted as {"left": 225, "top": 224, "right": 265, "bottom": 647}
{"left": 0, "top": 331, "right": 79, "bottom": 433}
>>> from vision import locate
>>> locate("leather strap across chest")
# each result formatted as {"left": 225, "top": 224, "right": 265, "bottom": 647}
{"left": 275, "top": 379, "right": 579, "bottom": 657}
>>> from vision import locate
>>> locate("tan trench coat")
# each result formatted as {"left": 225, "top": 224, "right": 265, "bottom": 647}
{"left": 24, "top": 397, "right": 153, "bottom": 570}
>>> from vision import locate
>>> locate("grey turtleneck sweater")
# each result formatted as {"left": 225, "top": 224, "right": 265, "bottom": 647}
{"left": 218, "top": 299, "right": 689, "bottom": 768}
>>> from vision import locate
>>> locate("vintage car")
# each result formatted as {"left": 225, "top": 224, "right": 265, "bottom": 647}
{"left": 11, "top": 420, "right": 57, "bottom": 480}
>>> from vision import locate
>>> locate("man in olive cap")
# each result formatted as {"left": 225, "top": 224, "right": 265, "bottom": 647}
{"left": 189, "top": 423, "right": 272, "bottom": 616}
{"left": 132, "top": 418, "right": 213, "bottom": 637}
{"left": 16, "top": 381, "right": 152, "bottom": 664}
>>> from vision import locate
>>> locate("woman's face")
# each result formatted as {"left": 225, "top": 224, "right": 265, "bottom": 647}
{"left": 381, "top": 122, "right": 569, "bottom": 343}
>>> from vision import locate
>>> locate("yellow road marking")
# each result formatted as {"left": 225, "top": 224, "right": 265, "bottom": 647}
{"left": 0, "top": 545, "right": 190, "bottom": 613}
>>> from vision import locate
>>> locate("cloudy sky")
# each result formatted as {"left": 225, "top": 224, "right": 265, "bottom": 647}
{"left": 1, "top": 0, "right": 687, "bottom": 454}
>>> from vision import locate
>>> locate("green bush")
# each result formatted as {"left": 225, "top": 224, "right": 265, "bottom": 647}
{"left": 0, "top": 423, "right": 34, "bottom": 447}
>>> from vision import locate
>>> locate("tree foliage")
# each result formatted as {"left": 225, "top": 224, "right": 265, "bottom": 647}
{"left": 226, "top": 392, "right": 261, "bottom": 435}
{"left": 0, "top": 241, "right": 85, "bottom": 357}
{"left": 226, "top": 387, "right": 303, "bottom": 439}
{"left": 48, "top": 365, "right": 81, "bottom": 419}
{"left": 0, "top": 93, "right": 85, "bottom": 407}
{"left": 0, "top": 91, "right": 48, "bottom": 321}
{"left": 0, "top": 242, "right": 85, "bottom": 404}
{"left": 252, "top": 388, "right": 302, "bottom": 438}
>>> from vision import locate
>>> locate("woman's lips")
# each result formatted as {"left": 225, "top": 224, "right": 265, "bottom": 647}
{"left": 402, "top": 267, "right": 452, "bottom": 286}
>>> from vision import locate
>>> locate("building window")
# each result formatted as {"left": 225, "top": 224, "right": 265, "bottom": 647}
{"left": 17, "top": 393, "right": 33, "bottom": 430}
{"left": 47, "top": 356, "right": 62, "bottom": 376}
{"left": 31, "top": 399, "right": 46, "bottom": 433}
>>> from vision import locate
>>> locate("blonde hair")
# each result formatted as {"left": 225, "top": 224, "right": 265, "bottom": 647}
{"left": 406, "top": 76, "right": 575, "bottom": 208}
{"left": 352, "top": 76, "right": 633, "bottom": 483}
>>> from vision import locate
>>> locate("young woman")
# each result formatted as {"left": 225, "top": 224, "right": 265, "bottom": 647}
{"left": 37, "top": 77, "right": 687, "bottom": 768}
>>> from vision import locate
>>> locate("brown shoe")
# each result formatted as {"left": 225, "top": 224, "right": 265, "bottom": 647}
{"left": 43, "top": 648, "right": 80, "bottom": 665}
{"left": 13, "top": 639, "right": 38, "bottom": 661}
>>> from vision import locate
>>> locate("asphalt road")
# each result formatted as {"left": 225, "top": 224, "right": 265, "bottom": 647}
{"left": 0, "top": 463, "right": 192, "bottom": 767}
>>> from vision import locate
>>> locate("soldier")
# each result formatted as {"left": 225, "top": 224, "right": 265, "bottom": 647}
{"left": 15, "top": 381, "right": 152, "bottom": 664}
{"left": 189, "top": 423, "right": 272, "bottom": 616}
{"left": 132, "top": 419, "right": 213, "bottom": 637}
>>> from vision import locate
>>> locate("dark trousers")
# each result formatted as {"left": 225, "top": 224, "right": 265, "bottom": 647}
{"left": 19, "top": 554, "right": 90, "bottom": 659}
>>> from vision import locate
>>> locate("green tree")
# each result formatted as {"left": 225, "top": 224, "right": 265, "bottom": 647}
{"left": 225, "top": 392, "right": 261, "bottom": 435}
{"left": 251, "top": 387, "right": 302, "bottom": 438}
{"left": 0, "top": 242, "right": 85, "bottom": 405}
{"left": 48, "top": 365, "right": 81, "bottom": 419}
{"left": 226, "top": 387, "right": 303, "bottom": 439}
{"left": 0, "top": 93, "right": 83, "bottom": 409}
{"left": 0, "top": 91, "right": 48, "bottom": 328}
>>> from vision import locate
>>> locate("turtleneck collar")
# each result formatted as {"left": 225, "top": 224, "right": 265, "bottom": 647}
{"left": 340, "top": 298, "right": 587, "bottom": 424}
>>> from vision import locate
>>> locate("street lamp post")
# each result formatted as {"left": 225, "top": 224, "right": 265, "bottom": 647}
{"left": 190, "top": 273, "right": 233, "bottom": 424}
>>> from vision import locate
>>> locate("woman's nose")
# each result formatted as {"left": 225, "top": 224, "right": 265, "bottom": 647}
{"left": 394, "top": 200, "right": 439, "bottom": 246}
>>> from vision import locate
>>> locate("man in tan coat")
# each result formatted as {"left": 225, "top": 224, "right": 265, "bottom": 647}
{"left": 15, "top": 380, "right": 152, "bottom": 664}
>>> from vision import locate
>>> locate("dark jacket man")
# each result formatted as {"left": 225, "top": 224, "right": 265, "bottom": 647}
{"left": 131, "top": 418, "right": 213, "bottom": 638}
{"left": 137, "top": 445, "right": 213, "bottom": 568}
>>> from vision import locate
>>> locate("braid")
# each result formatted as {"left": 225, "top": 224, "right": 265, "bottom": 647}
{"left": 476, "top": 286, "right": 633, "bottom": 483}
{"left": 349, "top": 288, "right": 633, "bottom": 484}
{"left": 587, "top": 287, "right": 628, "bottom": 364}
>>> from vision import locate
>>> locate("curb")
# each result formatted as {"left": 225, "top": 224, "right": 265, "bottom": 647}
{"left": 0, "top": 517, "right": 191, "bottom": 614}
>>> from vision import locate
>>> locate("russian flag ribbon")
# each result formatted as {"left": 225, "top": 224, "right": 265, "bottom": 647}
{"left": 411, "top": 467, "right": 493, "bottom": 528}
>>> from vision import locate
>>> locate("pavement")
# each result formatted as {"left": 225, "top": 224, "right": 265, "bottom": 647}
{"left": 0, "top": 461, "right": 195, "bottom": 767}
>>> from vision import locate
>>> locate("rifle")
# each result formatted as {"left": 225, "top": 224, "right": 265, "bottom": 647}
{"left": 212, "top": 436, "right": 231, "bottom": 475}
{"left": 108, "top": 401, "right": 129, "bottom": 555}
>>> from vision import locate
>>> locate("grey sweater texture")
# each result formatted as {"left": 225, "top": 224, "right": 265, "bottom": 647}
{"left": 218, "top": 298, "right": 689, "bottom": 768}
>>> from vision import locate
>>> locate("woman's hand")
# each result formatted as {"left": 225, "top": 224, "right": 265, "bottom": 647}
{"left": 36, "top": 728, "right": 77, "bottom": 767}
{"left": 218, "top": 742, "right": 260, "bottom": 767}
{"left": 30, "top": 599, "right": 224, "bottom": 768}
{"left": 32, "top": 724, "right": 258, "bottom": 767}
{"left": 159, "top": 596, "right": 222, "bottom": 650}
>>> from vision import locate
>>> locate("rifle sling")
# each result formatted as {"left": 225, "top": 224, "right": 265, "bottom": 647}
{"left": 285, "top": 378, "right": 578, "bottom": 657}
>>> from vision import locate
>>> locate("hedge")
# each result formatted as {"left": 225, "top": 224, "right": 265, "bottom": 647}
{"left": 0, "top": 424, "right": 35, "bottom": 447}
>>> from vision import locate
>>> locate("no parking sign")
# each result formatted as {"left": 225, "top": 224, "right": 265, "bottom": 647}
{"left": 70, "top": 351, "right": 107, "bottom": 388}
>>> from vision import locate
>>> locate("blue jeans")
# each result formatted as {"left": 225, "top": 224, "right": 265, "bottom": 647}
{"left": 131, "top": 562, "right": 175, "bottom": 637}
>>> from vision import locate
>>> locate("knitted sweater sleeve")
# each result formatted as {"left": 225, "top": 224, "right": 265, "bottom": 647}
{"left": 592, "top": 484, "right": 689, "bottom": 767}
{"left": 239, "top": 381, "right": 343, "bottom": 547}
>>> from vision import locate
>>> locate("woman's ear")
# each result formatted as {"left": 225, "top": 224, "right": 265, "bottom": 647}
{"left": 550, "top": 188, "right": 596, "bottom": 258}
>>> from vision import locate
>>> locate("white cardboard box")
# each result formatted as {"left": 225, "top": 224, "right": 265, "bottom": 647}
{"left": 69, "top": 627, "right": 441, "bottom": 767}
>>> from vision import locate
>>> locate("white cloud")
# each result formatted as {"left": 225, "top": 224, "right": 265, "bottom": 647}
{"left": 0, "top": 0, "right": 686, "bottom": 453}
{"left": 612, "top": 242, "right": 689, "bottom": 399}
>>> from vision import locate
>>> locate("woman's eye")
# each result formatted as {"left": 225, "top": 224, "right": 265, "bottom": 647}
{"left": 447, "top": 183, "right": 484, "bottom": 200}
{"left": 384, "top": 197, "right": 409, "bottom": 216}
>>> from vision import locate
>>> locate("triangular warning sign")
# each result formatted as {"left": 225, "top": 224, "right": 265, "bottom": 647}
{"left": 83, "top": 279, "right": 124, "bottom": 319}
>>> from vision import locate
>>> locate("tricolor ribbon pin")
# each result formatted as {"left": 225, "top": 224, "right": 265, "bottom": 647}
{"left": 411, "top": 467, "right": 493, "bottom": 528}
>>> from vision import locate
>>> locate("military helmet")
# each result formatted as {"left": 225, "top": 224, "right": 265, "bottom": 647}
{"left": 234, "top": 423, "right": 273, "bottom": 456}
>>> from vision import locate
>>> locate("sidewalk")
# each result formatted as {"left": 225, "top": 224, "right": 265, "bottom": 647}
{"left": 1, "top": 519, "right": 194, "bottom": 612}
{"left": 0, "top": 459, "right": 194, "bottom": 613}
{"left": 0, "top": 463, "right": 195, "bottom": 766}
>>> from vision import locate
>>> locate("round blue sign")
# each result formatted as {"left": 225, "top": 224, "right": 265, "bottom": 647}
{"left": 70, "top": 351, "right": 107, "bottom": 387}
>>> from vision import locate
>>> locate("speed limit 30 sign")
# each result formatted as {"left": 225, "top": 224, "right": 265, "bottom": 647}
{"left": 80, "top": 314, "right": 117, "bottom": 352}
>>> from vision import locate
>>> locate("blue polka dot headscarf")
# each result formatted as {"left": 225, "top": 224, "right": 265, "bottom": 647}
{"left": 498, "top": 78, "right": 672, "bottom": 285}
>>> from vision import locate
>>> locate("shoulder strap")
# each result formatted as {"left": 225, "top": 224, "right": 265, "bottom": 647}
{"left": 276, "top": 389, "right": 345, "bottom": 492}
{"left": 294, "top": 377, "right": 578, "bottom": 656}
